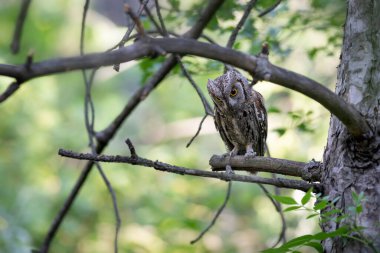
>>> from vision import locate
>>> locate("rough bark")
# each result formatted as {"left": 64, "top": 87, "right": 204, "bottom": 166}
{"left": 322, "top": 0, "right": 380, "bottom": 252}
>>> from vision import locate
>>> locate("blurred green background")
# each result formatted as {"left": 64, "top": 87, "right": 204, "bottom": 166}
{"left": 0, "top": 0, "right": 344, "bottom": 252}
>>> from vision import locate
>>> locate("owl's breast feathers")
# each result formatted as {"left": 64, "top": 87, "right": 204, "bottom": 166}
{"left": 213, "top": 90, "right": 267, "bottom": 156}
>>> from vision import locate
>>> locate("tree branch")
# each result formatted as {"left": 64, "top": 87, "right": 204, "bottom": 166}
{"left": 58, "top": 149, "right": 320, "bottom": 192}
{"left": 209, "top": 155, "right": 322, "bottom": 182}
{"left": 10, "top": 0, "right": 32, "bottom": 54}
{"left": 0, "top": 37, "right": 370, "bottom": 137}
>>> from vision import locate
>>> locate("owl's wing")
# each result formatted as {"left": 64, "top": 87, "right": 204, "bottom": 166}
{"left": 251, "top": 90, "right": 268, "bottom": 156}
{"left": 214, "top": 109, "right": 234, "bottom": 152}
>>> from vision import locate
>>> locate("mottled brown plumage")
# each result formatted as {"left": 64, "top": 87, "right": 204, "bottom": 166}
{"left": 207, "top": 70, "right": 267, "bottom": 156}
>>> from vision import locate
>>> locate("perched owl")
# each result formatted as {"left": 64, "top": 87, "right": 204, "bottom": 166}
{"left": 207, "top": 70, "right": 267, "bottom": 157}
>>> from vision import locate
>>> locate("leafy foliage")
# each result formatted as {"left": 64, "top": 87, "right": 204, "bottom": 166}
{"left": 265, "top": 189, "right": 375, "bottom": 253}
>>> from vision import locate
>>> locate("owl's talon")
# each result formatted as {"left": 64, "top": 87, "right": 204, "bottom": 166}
{"left": 244, "top": 150, "right": 256, "bottom": 157}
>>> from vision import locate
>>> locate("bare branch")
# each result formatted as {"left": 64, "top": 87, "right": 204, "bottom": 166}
{"left": 258, "top": 183, "right": 287, "bottom": 247}
{"left": 0, "top": 82, "right": 20, "bottom": 103}
{"left": 10, "top": 0, "right": 32, "bottom": 54}
{"left": 190, "top": 181, "right": 232, "bottom": 244}
{"left": 186, "top": 114, "right": 208, "bottom": 148}
{"left": 258, "top": 0, "right": 282, "bottom": 17}
{"left": 226, "top": 0, "right": 257, "bottom": 48}
{"left": 124, "top": 4, "right": 145, "bottom": 37}
{"left": 58, "top": 149, "right": 320, "bottom": 192}
{"left": 210, "top": 155, "right": 322, "bottom": 182}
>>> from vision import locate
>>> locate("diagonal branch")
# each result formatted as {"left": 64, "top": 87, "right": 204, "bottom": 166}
{"left": 10, "top": 0, "right": 32, "bottom": 54}
{"left": 58, "top": 149, "right": 321, "bottom": 193}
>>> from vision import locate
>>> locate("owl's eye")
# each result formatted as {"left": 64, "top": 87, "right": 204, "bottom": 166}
{"left": 230, "top": 87, "right": 238, "bottom": 97}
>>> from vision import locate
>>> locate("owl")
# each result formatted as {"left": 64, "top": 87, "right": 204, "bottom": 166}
{"left": 207, "top": 70, "right": 267, "bottom": 157}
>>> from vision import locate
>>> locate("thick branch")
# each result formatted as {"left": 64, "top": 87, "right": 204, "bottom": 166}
{"left": 0, "top": 37, "right": 370, "bottom": 137}
{"left": 210, "top": 155, "right": 322, "bottom": 182}
{"left": 58, "top": 149, "right": 320, "bottom": 192}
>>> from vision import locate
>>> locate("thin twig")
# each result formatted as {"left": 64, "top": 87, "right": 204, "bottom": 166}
{"left": 125, "top": 138, "right": 138, "bottom": 158}
{"left": 80, "top": 1, "right": 121, "bottom": 252}
{"left": 124, "top": 4, "right": 146, "bottom": 37}
{"left": 140, "top": 0, "right": 164, "bottom": 34}
{"left": 226, "top": 0, "right": 258, "bottom": 48}
{"left": 265, "top": 142, "right": 287, "bottom": 246}
{"left": 0, "top": 82, "right": 20, "bottom": 103}
{"left": 258, "top": 183, "right": 286, "bottom": 247}
{"left": 186, "top": 114, "right": 208, "bottom": 148}
{"left": 258, "top": 0, "right": 282, "bottom": 17}
{"left": 153, "top": 0, "right": 168, "bottom": 36}
{"left": 224, "top": 0, "right": 257, "bottom": 72}
{"left": 118, "top": 0, "right": 149, "bottom": 47}
{"left": 175, "top": 56, "right": 214, "bottom": 115}
{"left": 190, "top": 181, "right": 232, "bottom": 244}
{"left": 10, "top": 0, "right": 32, "bottom": 54}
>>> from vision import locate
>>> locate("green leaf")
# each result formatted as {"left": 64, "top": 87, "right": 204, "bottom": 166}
{"left": 273, "top": 127, "right": 287, "bottom": 137}
{"left": 356, "top": 205, "right": 363, "bottom": 214}
{"left": 297, "top": 122, "right": 314, "bottom": 133}
{"left": 321, "top": 208, "right": 341, "bottom": 218}
{"left": 284, "top": 206, "right": 302, "bottom": 212}
{"left": 272, "top": 195, "right": 298, "bottom": 205}
{"left": 301, "top": 188, "right": 313, "bottom": 205}
{"left": 306, "top": 213, "right": 319, "bottom": 219}
{"left": 305, "top": 242, "right": 323, "bottom": 253}
{"left": 268, "top": 106, "right": 281, "bottom": 113}
{"left": 314, "top": 227, "right": 349, "bottom": 240}
{"left": 314, "top": 200, "right": 328, "bottom": 210}
{"left": 279, "top": 234, "right": 314, "bottom": 248}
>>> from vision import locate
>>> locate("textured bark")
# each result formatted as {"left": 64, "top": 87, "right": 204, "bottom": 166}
{"left": 322, "top": 0, "right": 380, "bottom": 252}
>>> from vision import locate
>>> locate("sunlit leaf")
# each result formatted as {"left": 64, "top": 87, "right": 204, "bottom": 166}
{"left": 301, "top": 188, "right": 313, "bottom": 205}
{"left": 284, "top": 206, "right": 302, "bottom": 212}
{"left": 306, "top": 213, "right": 319, "bottom": 219}
{"left": 273, "top": 127, "right": 287, "bottom": 137}
{"left": 272, "top": 195, "right": 298, "bottom": 205}
{"left": 314, "top": 200, "right": 328, "bottom": 210}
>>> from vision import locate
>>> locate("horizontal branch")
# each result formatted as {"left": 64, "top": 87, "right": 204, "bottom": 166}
{"left": 58, "top": 149, "right": 321, "bottom": 192}
{"left": 209, "top": 155, "right": 322, "bottom": 182}
{"left": 0, "top": 37, "right": 370, "bottom": 137}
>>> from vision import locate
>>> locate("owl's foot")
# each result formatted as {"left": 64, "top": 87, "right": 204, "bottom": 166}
{"left": 245, "top": 145, "right": 257, "bottom": 157}
{"left": 229, "top": 147, "right": 239, "bottom": 157}
{"left": 244, "top": 150, "right": 257, "bottom": 157}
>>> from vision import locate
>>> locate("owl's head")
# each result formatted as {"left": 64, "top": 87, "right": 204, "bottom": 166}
{"left": 207, "top": 70, "right": 251, "bottom": 111}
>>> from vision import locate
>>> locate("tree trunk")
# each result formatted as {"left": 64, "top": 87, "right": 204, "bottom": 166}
{"left": 322, "top": 0, "right": 380, "bottom": 252}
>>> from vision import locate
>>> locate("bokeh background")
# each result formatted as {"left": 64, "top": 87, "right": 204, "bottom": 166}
{"left": 0, "top": 0, "right": 344, "bottom": 252}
